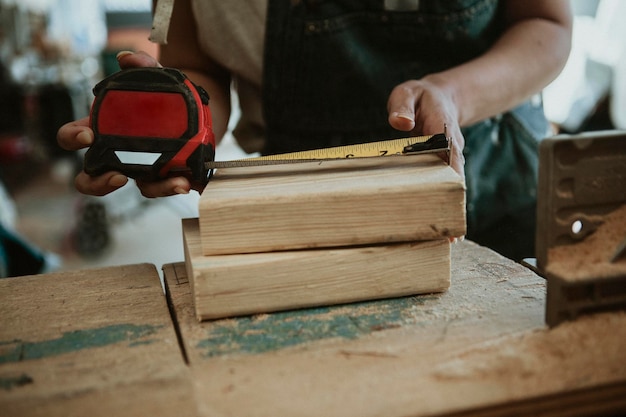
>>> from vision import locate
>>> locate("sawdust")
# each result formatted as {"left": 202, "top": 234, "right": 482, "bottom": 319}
{"left": 432, "top": 311, "right": 626, "bottom": 390}
{"left": 547, "top": 204, "right": 626, "bottom": 280}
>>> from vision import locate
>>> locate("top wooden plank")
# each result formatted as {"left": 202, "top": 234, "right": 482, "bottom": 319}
{"left": 0, "top": 264, "right": 194, "bottom": 417}
{"left": 199, "top": 155, "right": 465, "bottom": 255}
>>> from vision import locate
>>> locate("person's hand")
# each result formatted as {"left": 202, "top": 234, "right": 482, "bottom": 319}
{"left": 57, "top": 51, "right": 195, "bottom": 197}
{"left": 387, "top": 77, "right": 465, "bottom": 180}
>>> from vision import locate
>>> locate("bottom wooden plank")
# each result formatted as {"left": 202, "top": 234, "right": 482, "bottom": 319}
{"left": 0, "top": 264, "right": 194, "bottom": 417}
{"left": 183, "top": 218, "right": 450, "bottom": 320}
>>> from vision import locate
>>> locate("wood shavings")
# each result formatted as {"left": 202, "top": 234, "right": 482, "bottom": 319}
{"left": 547, "top": 204, "right": 626, "bottom": 280}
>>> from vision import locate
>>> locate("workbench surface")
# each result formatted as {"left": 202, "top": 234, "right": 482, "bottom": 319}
{"left": 1, "top": 241, "right": 624, "bottom": 417}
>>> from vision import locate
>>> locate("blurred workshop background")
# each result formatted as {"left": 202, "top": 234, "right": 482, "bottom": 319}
{"left": 0, "top": 0, "right": 624, "bottom": 277}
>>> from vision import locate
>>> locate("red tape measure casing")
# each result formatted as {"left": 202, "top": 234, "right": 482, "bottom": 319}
{"left": 85, "top": 67, "right": 216, "bottom": 184}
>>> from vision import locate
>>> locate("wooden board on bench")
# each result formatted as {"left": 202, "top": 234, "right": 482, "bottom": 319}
{"left": 164, "top": 242, "right": 626, "bottom": 417}
{"left": 183, "top": 218, "right": 450, "bottom": 320}
{"left": 0, "top": 264, "right": 193, "bottom": 417}
{"left": 198, "top": 155, "right": 465, "bottom": 256}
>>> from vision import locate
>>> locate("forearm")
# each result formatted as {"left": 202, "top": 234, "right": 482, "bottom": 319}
{"left": 427, "top": 2, "right": 572, "bottom": 127}
{"left": 180, "top": 69, "right": 231, "bottom": 143}
{"left": 157, "top": 0, "right": 231, "bottom": 143}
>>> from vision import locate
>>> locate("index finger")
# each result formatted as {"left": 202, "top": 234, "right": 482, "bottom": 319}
{"left": 57, "top": 117, "right": 93, "bottom": 151}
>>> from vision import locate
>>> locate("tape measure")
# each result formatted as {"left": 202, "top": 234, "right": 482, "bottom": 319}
{"left": 84, "top": 67, "right": 449, "bottom": 184}
{"left": 85, "top": 67, "right": 216, "bottom": 183}
{"left": 208, "top": 134, "right": 448, "bottom": 169}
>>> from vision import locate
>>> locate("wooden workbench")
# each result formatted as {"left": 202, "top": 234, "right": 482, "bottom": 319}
{"left": 1, "top": 241, "right": 625, "bottom": 416}
{"left": 0, "top": 263, "right": 194, "bottom": 417}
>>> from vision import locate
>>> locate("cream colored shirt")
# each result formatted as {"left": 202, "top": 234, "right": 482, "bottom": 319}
{"left": 190, "top": 0, "right": 268, "bottom": 153}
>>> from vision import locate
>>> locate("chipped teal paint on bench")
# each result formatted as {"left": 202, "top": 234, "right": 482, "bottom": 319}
{"left": 0, "top": 323, "right": 163, "bottom": 364}
{"left": 195, "top": 294, "right": 440, "bottom": 357}
{"left": 163, "top": 243, "right": 548, "bottom": 363}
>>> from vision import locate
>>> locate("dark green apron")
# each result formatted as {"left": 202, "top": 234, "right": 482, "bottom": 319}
{"left": 262, "top": 0, "right": 549, "bottom": 260}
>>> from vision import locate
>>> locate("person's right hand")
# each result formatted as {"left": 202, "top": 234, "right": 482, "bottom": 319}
{"left": 387, "top": 76, "right": 465, "bottom": 181}
{"left": 57, "top": 51, "right": 195, "bottom": 197}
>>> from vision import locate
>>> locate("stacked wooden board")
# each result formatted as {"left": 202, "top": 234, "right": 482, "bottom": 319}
{"left": 183, "top": 154, "right": 466, "bottom": 320}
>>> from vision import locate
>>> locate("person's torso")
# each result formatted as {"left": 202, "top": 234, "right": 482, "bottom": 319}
{"left": 192, "top": 1, "right": 508, "bottom": 153}
{"left": 262, "top": 0, "right": 503, "bottom": 153}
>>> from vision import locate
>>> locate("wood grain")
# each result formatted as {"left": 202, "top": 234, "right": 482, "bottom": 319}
{"left": 183, "top": 218, "right": 450, "bottom": 320}
{"left": 198, "top": 155, "right": 465, "bottom": 255}
{"left": 0, "top": 264, "right": 194, "bottom": 417}
{"left": 190, "top": 312, "right": 626, "bottom": 417}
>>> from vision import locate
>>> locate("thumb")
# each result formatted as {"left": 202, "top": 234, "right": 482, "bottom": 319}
{"left": 116, "top": 50, "right": 162, "bottom": 69}
{"left": 387, "top": 85, "right": 417, "bottom": 132}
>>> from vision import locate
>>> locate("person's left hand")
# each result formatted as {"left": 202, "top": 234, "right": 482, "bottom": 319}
{"left": 387, "top": 77, "right": 465, "bottom": 180}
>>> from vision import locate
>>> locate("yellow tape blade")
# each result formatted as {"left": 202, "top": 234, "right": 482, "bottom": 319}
{"left": 207, "top": 135, "right": 436, "bottom": 169}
